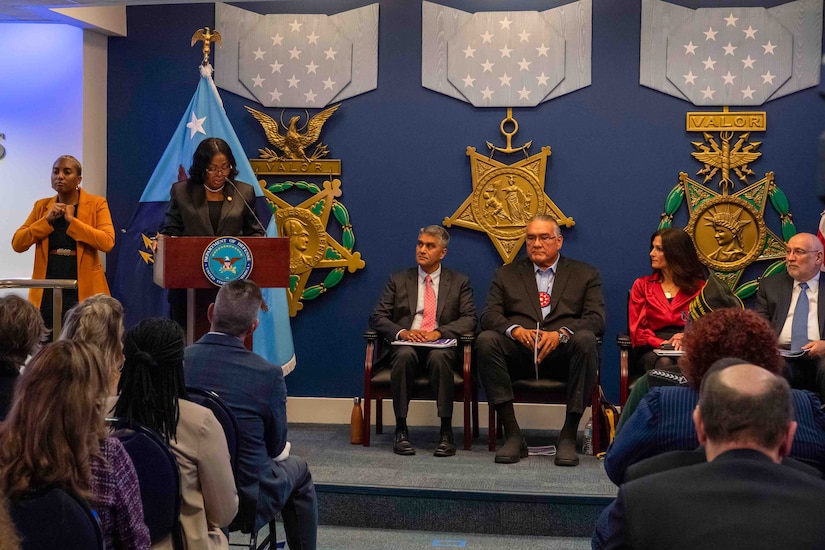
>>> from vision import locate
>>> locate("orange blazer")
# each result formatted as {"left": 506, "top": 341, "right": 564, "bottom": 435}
{"left": 12, "top": 188, "right": 115, "bottom": 308}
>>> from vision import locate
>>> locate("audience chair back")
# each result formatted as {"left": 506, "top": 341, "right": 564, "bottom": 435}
{"left": 10, "top": 486, "right": 105, "bottom": 550}
{"left": 107, "top": 417, "right": 183, "bottom": 547}
{"left": 185, "top": 386, "right": 240, "bottom": 477}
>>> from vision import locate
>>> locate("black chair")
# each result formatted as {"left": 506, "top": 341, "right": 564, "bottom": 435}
{"left": 106, "top": 417, "right": 182, "bottom": 548}
{"left": 10, "top": 486, "right": 105, "bottom": 550}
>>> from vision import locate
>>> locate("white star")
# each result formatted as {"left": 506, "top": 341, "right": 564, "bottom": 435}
{"left": 499, "top": 45, "right": 512, "bottom": 58}
{"left": 463, "top": 45, "right": 476, "bottom": 59}
{"left": 186, "top": 111, "right": 206, "bottom": 139}
{"left": 287, "top": 75, "right": 300, "bottom": 88}
{"left": 304, "top": 89, "right": 317, "bottom": 103}
{"left": 518, "top": 29, "right": 531, "bottom": 43}
{"left": 289, "top": 19, "right": 303, "bottom": 32}
{"left": 702, "top": 56, "right": 717, "bottom": 71}
{"left": 722, "top": 42, "right": 737, "bottom": 56}
{"left": 536, "top": 72, "right": 550, "bottom": 86}
{"left": 683, "top": 70, "right": 697, "bottom": 85}
{"left": 269, "top": 88, "right": 282, "bottom": 102}
{"left": 762, "top": 41, "right": 776, "bottom": 55}
{"left": 743, "top": 26, "right": 757, "bottom": 39}
{"left": 271, "top": 34, "right": 284, "bottom": 46}
{"left": 251, "top": 74, "right": 265, "bottom": 88}
{"left": 517, "top": 58, "right": 531, "bottom": 72}
{"left": 480, "top": 30, "right": 494, "bottom": 44}
{"left": 480, "top": 87, "right": 494, "bottom": 100}
{"left": 324, "top": 47, "right": 337, "bottom": 60}
{"left": 683, "top": 41, "right": 698, "bottom": 55}
{"left": 269, "top": 60, "right": 283, "bottom": 73}
{"left": 721, "top": 71, "right": 736, "bottom": 85}
{"left": 701, "top": 86, "right": 716, "bottom": 99}
{"left": 536, "top": 43, "right": 549, "bottom": 57}
{"left": 741, "top": 55, "right": 756, "bottom": 69}
{"left": 306, "top": 32, "right": 320, "bottom": 45}
{"left": 498, "top": 73, "right": 512, "bottom": 87}
{"left": 322, "top": 77, "right": 336, "bottom": 90}
{"left": 517, "top": 86, "right": 531, "bottom": 100}
{"left": 305, "top": 61, "right": 319, "bottom": 74}
{"left": 724, "top": 12, "right": 738, "bottom": 27}
{"left": 253, "top": 47, "right": 266, "bottom": 60}
{"left": 462, "top": 74, "right": 475, "bottom": 88}
{"left": 288, "top": 46, "right": 301, "bottom": 60}
{"left": 703, "top": 27, "right": 717, "bottom": 41}
{"left": 480, "top": 59, "right": 494, "bottom": 73}
{"left": 741, "top": 86, "right": 755, "bottom": 99}
{"left": 499, "top": 16, "right": 512, "bottom": 30}
{"left": 761, "top": 70, "right": 776, "bottom": 84}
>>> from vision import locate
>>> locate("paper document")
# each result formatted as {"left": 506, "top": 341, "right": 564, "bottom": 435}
{"left": 392, "top": 339, "right": 457, "bottom": 348}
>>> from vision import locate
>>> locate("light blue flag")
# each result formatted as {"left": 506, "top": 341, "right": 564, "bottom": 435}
{"left": 113, "top": 64, "right": 295, "bottom": 372}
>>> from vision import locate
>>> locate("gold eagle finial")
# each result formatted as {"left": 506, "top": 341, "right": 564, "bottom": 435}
{"left": 191, "top": 27, "right": 222, "bottom": 66}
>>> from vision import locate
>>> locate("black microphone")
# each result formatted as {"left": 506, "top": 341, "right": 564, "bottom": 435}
{"left": 226, "top": 178, "right": 267, "bottom": 235}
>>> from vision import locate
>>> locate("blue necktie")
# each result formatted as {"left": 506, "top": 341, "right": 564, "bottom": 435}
{"left": 791, "top": 282, "right": 809, "bottom": 352}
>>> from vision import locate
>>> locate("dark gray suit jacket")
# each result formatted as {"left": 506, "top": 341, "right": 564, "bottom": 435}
{"left": 480, "top": 255, "right": 605, "bottom": 336}
{"left": 754, "top": 271, "right": 825, "bottom": 338}
{"left": 161, "top": 179, "right": 265, "bottom": 236}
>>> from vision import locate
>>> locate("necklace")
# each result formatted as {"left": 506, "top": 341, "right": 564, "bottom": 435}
{"left": 204, "top": 183, "right": 225, "bottom": 193}
{"left": 661, "top": 282, "right": 677, "bottom": 299}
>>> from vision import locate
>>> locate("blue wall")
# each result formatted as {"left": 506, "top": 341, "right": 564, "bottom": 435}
{"left": 107, "top": 1, "right": 825, "bottom": 402}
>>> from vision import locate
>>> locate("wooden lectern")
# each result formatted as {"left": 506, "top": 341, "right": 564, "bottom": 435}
{"left": 154, "top": 236, "right": 289, "bottom": 344}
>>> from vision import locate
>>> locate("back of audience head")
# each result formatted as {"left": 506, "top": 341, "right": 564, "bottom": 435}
{"left": 209, "top": 280, "right": 265, "bottom": 337}
{"left": 116, "top": 318, "right": 187, "bottom": 444}
{"left": 679, "top": 308, "right": 783, "bottom": 389}
{"left": 0, "top": 294, "right": 48, "bottom": 370}
{"left": 0, "top": 340, "right": 108, "bottom": 500}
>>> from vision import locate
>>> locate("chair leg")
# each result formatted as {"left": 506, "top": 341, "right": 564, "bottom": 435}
{"left": 488, "top": 407, "right": 496, "bottom": 451}
{"left": 471, "top": 380, "right": 480, "bottom": 439}
{"left": 463, "top": 390, "right": 471, "bottom": 451}
{"left": 362, "top": 396, "right": 371, "bottom": 447}
{"left": 375, "top": 397, "right": 383, "bottom": 434}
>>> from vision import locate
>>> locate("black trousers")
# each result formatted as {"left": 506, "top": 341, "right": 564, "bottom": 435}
{"left": 389, "top": 345, "right": 458, "bottom": 419}
{"left": 785, "top": 355, "right": 825, "bottom": 403}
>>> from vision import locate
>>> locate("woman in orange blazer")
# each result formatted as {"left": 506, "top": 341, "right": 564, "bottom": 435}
{"left": 12, "top": 155, "right": 115, "bottom": 329}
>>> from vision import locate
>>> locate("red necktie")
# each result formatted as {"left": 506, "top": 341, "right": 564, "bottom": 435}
{"left": 420, "top": 275, "right": 436, "bottom": 331}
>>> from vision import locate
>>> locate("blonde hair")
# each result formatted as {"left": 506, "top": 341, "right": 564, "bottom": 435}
{"left": 60, "top": 295, "right": 125, "bottom": 380}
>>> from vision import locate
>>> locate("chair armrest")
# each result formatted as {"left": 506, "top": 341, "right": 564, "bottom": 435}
{"left": 459, "top": 333, "right": 476, "bottom": 345}
{"left": 363, "top": 329, "right": 378, "bottom": 341}
{"left": 616, "top": 334, "right": 632, "bottom": 348}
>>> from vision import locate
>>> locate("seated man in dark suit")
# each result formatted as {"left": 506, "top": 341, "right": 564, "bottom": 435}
{"left": 369, "top": 225, "right": 477, "bottom": 457}
{"left": 755, "top": 232, "right": 825, "bottom": 401}
{"left": 184, "top": 280, "right": 317, "bottom": 550}
{"left": 476, "top": 215, "right": 605, "bottom": 466}
{"left": 594, "top": 363, "right": 825, "bottom": 550}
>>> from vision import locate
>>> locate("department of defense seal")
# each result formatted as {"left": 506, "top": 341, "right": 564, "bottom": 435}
{"left": 202, "top": 237, "right": 254, "bottom": 286}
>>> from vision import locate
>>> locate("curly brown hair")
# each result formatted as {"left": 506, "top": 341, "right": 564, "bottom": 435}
{"left": 679, "top": 308, "right": 783, "bottom": 389}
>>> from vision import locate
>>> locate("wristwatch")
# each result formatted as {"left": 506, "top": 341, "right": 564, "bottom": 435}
{"left": 558, "top": 331, "right": 569, "bottom": 345}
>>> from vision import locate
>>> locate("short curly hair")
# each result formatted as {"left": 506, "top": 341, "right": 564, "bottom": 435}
{"left": 678, "top": 308, "right": 782, "bottom": 389}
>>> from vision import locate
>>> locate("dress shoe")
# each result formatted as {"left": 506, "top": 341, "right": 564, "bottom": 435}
{"left": 554, "top": 437, "right": 579, "bottom": 466}
{"left": 495, "top": 437, "right": 529, "bottom": 464}
{"left": 393, "top": 429, "right": 415, "bottom": 455}
{"left": 434, "top": 431, "right": 456, "bottom": 457}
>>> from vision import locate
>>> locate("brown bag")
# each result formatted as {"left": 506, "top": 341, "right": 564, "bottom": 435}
{"left": 597, "top": 386, "right": 620, "bottom": 457}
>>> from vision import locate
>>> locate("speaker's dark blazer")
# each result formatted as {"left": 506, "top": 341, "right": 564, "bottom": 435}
{"left": 754, "top": 271, "right": 825, "bottom": 337}
{"left": 369, "top": 267, "right": 477, "bottom": 354}
{"left": 161, "top": 179, "right": 265, "bottom": 236}
{"left": 480, "top": 256, "right": 605, "bottom": 336}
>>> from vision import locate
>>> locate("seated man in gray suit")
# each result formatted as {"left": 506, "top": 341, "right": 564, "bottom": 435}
{"left": 369, "top": 225, "right": 477, "bottom": 457}
{"left": 476, "top": 215, "right": 605, "bottom": 466}
{"left": 184, "top": 280, "right": 317, "bottom": 550}
{"left": 594, "top": 363, "right": 825, "bottom": 549}
{"left": 755, "top": 232, "right": 825, "bottom": 401}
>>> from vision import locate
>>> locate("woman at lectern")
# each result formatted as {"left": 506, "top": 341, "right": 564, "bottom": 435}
{"left": 11, "top": 155, "right": 115, "bottom": 331}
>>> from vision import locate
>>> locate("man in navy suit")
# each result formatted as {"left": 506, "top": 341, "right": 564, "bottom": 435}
{"left": 755, "top": 232, "right": 825, "bottom": 400}
{"left": 369, "top": 225, "right": 477, "bottom": 457}
{"left": 184, "top": 280, "right": 317, "bottom": 550}
{"left": 476, "top": 215, "right": 605, "bottom": 465}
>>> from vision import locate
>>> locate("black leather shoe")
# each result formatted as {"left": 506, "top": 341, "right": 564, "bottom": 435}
{"left": 434, "top": 431, "right": 456, "bottom": 457}
{"left": 554, "top": 437, "right": 580, "bottom": 466}
{"left": 495, "top": 437, "right": 529, "bottom": 464}
{"left": 393, "top": 430, "right": 415, "bottom": 455}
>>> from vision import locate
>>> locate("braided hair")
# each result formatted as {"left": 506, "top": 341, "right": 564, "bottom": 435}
{"left": 115, "top": 318, "right": 187, "bottom": 443}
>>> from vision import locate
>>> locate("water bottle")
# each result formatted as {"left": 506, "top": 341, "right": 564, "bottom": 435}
{"left": 350, "top": 397, "right": 364, "bottom": 445}
{"left": 583, "top": 418, "right": 593, "bottom": 456}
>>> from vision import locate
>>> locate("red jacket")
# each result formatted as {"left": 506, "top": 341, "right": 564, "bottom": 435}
{"left": 629, "top": 274, "right": 702, "bottom": 348}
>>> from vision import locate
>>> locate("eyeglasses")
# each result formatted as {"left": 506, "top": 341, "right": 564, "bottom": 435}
{"left": 205, "top": 164, "right": 231, "bottom": 175}
{"left": 526, "top": 234, "right": 561, "bottom": 244}
{"left": 785, "top": 248, "right": 818, "bottom": 257}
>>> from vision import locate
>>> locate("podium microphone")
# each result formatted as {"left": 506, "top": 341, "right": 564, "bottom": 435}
{"left": 226, "top": 178, "right": 267, "bottom": 234}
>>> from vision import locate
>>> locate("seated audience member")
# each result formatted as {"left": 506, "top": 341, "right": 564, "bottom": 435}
{"left": 0, "top": 295, "right": 47, "bottom": 419}
{"left": 476, "top": 215, "right": 605, "bottom": 466}
{"left": 115, "top": 318, "right": 238, "bottom": 549}
{"left": 605, "top": 308, "right": 825, "bottom": 485}
{"left": 628, "top": 227, "right": 705, "bottom": 374}
{"left": 0, "top": 340, "right": 150, "bottom": 549}
{"left": 369, "top": 225, "right": 476, "bottom": 456}
{"left": 184, "top": 280, "right": 317, "bottom": 550}
{"left": 594, "top": 363, "right": 825, "bottom": 550}
{"left": 60, "top": 294, "right": 125, "bottom": 397}
{"left": 755, "top": 232, "right": 825, "bottom": 401}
